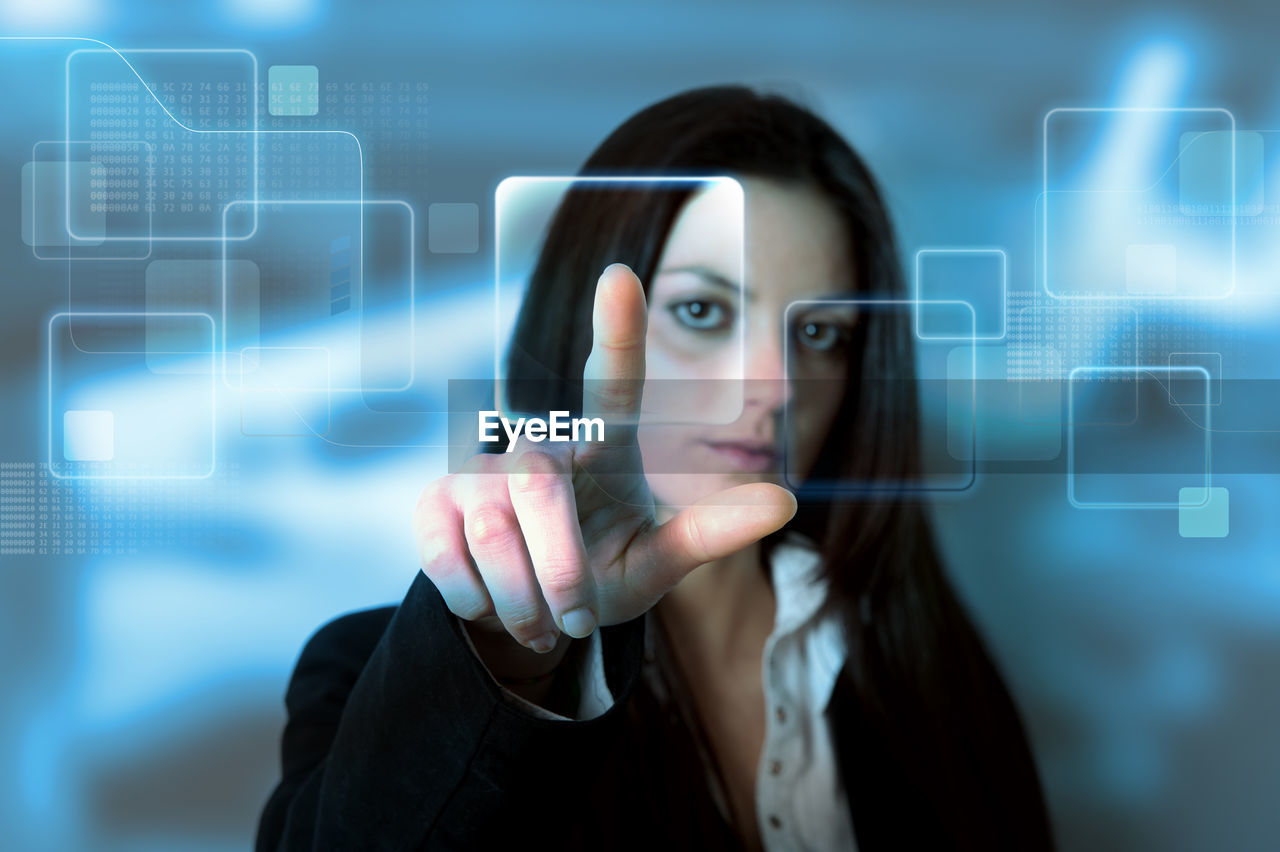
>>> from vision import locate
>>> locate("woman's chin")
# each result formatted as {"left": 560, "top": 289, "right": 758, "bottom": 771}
{"left": 646, "top": 469, "right": 783, "bottom": 507}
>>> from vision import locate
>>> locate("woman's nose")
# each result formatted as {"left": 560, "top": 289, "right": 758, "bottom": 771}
{"left": 742, "top": 331, "right": 789, "bottom": 410}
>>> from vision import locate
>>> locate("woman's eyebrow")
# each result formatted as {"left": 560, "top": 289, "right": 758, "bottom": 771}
{"left": 655, "top": 265, "right": 752, "bottom": 300}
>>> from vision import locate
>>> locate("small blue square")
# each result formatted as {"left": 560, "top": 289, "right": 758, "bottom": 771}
{"left": 1179, "top": 486, "right": 1229, "bottom": 538}
{"left": 63, "top": 409, "right": 114, "bottom": 461}
{"left": 429, "top": 203, "right": 479, "bottom": 254}
{"left": 916, "top": 250, "right": 1006, "bottom": 340}
{"left": 268, "top": 65, "right": 320, "bottom": 117}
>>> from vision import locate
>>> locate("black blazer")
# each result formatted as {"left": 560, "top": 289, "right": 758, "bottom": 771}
{"left": 257, "top": 572, "right": 1055, "bottom": 850}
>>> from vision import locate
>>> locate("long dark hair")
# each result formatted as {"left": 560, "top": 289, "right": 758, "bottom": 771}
{"left": 505, "top": 86, "right": 1054, "bottom": 849}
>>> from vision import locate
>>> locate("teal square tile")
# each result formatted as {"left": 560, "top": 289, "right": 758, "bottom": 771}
{"left": 1178, "top": 486, "right": 1229, "bottom": 538}
{"left": 63, "top": 409, "right": 114, "bottom": 461}
{"left": 428, "top": 203, "right": 479, "bottom": 254}
{"left": 916, "top": 249, "right": 1006, "bottom": 339}
{"left": 269, "top": 65, "right": 319, "bottom": 117}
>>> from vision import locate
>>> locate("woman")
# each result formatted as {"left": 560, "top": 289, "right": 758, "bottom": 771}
{"left": 257, "top": 86, "right": 1055, "bottom": 850}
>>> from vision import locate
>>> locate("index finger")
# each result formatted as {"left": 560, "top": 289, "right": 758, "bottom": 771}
{"left": 581, "top": 263, "right": 647, "bottom": 447}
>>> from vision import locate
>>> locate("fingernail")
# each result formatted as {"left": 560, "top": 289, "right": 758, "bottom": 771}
{"left": 528, "top": 631, "right": 558, "bottom": 654}
{"left": 561, "top": 607, "right": 597, "bottom": 638}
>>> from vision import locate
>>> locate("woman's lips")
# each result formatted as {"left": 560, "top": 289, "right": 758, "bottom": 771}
{"left": 701, "top": 440, "right": 779, "bottom": 473}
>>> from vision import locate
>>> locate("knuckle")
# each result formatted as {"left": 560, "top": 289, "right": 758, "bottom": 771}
{"left": 536, "top": 559, "right": 589, "bottom": 599}
{"left": 418, "top": 533, "right": 455, "bottom": 569}
{"left": 590, "top": 382, "right": 638, "bottom": 410}
{"left": 413, "top": 483, "right": 458, "bottom": 544}
{"left": 414, "top": 478, "right": 449, "bottom": 518}
{"left": 513, "top": 450, "right": 557, "bottom": 477}
{"left": 501, "top": 601, "right": 548, "bottom": 636}
{"left": 593, "top": 334, "right": 646, "bottom": 355}
{"left": 465, "top": 504, "right": 519, "bottom": 554}
{"left": 509, "top": 452, "right": 563, "bottom": 496}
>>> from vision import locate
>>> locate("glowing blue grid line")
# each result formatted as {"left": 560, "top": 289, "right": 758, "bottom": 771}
{"left": 1042, "top": 107, "right": 1237, "bottom": 301}
{"left": 913, "top": 247, "right": 1007, "bottom": 341}
{"left": 493, "top": 176, "right": 746, "bottom": 422}
{"left": 220, "top": 199, "right": 415, "bottom": 394}
{"left": 1066, "top": 365, "right": 1212, "bottom": 509}
{"left": 782, "top": 298, "right": 977, "bottom": 494}
{"left": 46, "top": 311, "right": 217, "bottom": 480}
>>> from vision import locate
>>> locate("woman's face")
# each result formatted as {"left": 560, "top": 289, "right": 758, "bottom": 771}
{"left": 637, "top": 177, "right": 857, "bottom": 511}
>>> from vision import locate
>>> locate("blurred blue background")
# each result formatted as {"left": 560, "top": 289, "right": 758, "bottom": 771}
{"left": 3, "top": 1, "right": 1280, "bottom": 849}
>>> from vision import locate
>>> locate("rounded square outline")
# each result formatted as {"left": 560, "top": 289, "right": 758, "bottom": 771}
{"left": 1066, "top": 365, "right": 1212, "bottom": 509}
{"left": 65, "top": 48, "right": 261, "bottom": 242}
{"left": 913, "top": 247, "right": 1007, "bottom": 341}
{"left": 29, "top": 140, "right": 154, "bottom": 261}
{"left": 492, "top": 175, "right": 747, "bottom": 427}
{"left": 782, "top": 298, "right": 977, "bottom": 495}
{"left": 220, "top": 198, "right": 415, "bottom": 394}
{"left": 47, "top": 311, "right": 217, "bottom": 480}
{"left": 1042, "top": 107, "right": 1237, "bottom": 301}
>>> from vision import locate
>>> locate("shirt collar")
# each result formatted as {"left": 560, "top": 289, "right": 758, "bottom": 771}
{"left": 769, "top": 532, "right": 848, "bottom": 710}
{"left": 770, "top": 532, "right": 828, "bottom": 633}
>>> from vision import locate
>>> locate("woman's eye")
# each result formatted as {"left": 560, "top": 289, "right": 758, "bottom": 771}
{"left": 669, "top": 299, "right": 732, "bottom": 331}
{"left": 797, "top": 321, "right": 847, "bottom": 352}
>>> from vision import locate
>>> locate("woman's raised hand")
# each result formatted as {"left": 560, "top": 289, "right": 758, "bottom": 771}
{"left": 413, "top": 264, "right": 796, "bottom": 660}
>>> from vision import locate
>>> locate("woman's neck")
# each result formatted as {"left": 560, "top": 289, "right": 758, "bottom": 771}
{"left": 659, "top": 541, "right": 776, "bottom": 666}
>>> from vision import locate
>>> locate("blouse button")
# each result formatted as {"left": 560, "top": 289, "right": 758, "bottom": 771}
{"left": 768, "top": 815, "right": 783, "bottom": 830}
{"left": 775, "top": 706, "right": 787, "bottom": 723}
{"left": 769, "top": 760, "right": 782, "bottom": 776}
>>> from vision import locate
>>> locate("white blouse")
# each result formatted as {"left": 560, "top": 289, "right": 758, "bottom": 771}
{"left": 472, "top": 534, "right": 859, "bottom": 851}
